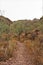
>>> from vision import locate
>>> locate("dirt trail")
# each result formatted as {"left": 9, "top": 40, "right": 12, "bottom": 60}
{"left": 0, "top": 41, "right": 34, "bottom": 65}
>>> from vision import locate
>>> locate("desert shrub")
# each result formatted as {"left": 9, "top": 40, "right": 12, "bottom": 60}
{"left": 1, "top": 33, "right": 10, "bottom": 41}
{"left": 10, "top": 21, "right": 25, "bottom": 40}
{"left": 0, "top": 22, "right": 10, "bottom": 34}
{"left": 7, "top": 39, "right": 16, "bottom": 57}
{"left": 0, "top": 40, "right": 16, "bottom": 61}
{"left": 0, "top": 41, "right": 9, "bottom": 61}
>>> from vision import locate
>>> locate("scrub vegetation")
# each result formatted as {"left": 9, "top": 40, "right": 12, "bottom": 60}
{"left": 0, "top": 16, "right": 43, "bottom": 65}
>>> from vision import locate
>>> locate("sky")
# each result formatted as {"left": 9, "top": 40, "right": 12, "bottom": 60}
{"left": 0, "top": 0, "right": 42, "bottom": 21}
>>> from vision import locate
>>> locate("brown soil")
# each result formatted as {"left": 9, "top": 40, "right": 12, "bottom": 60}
{"left": 0, "top": 41, "right": 35, "bottom": 65}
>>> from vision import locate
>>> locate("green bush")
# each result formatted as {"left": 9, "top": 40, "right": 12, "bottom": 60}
{"left": 0, "top": 22, "right": 10, "bottom": 34}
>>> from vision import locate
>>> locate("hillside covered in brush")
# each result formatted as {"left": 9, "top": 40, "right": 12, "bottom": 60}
{"left": 0, "top": 16, "right": 43, "bottom": 65}
{"left": 0, "top": 16, "right": 43, "bottom": 35}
